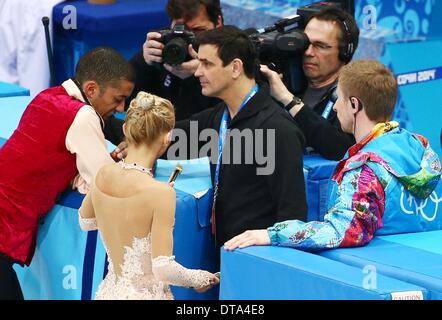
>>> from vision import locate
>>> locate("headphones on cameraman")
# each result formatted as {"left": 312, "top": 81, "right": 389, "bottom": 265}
{"left": 336, "top": 15, "right": 356, "bottom": 64}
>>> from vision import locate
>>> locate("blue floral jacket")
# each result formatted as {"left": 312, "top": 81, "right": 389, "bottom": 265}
{"left": 268, "top": 122, "right": 441, "bottom": 250}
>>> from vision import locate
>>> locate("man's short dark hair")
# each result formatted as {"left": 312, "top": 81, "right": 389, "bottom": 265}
{"left": 74, "top": 47, "right": 135, "bottom": 88}
{"left": 167, "top": 0, "right": 223, "bottom": 26}
{"left": 197, "top": 26, "right": 257, "bottom": 79}
{"left": 308, "top": 7, "right": 360, "bottom": 63}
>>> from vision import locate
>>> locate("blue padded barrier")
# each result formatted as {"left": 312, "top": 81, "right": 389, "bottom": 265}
{"left": 220, "top": 246, "right": 428, "bottom": 300}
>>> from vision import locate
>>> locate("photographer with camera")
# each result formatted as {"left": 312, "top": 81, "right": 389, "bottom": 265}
{"left": 130, "top": 0, "right": 223, "bottom": 119}
{"left": 261, "top": 7, "right": 359, "bottom": 160}
{"left": 103, "top": 0, "right": 223, "bottom": 148}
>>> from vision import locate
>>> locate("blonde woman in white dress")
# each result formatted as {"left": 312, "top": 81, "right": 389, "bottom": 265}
{"left": 78, "top": 91, "right": 219, "bottom": 299}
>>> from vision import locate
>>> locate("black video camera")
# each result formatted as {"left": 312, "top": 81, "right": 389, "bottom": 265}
{"left": 159, "top": 23, "right": 197, "bottom": 65}
{"left": 249, "top": 15, "right": 310, "bottom": 74}
{"left": 250, "top": 1, "right": 353, "bottom": 92}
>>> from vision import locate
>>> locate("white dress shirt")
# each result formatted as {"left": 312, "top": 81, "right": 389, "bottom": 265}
{"left": 62, "top": 79, "right": 114, "bottom": 194}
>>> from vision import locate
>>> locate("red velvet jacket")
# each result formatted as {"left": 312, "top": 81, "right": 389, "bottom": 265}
{"left": 0, "top": 85, "right": 84, "bottom": 265}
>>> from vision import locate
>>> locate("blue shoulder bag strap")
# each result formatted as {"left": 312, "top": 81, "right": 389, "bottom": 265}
{"left": 321, "top": 84, "right": 338, "bottom": 120}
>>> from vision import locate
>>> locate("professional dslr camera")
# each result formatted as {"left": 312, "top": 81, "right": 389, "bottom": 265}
{"left": 159, "top": 23, "right": 197, "bottom": 65}
{"left": 250, "top": 0, "right": 354, "bottom": 91}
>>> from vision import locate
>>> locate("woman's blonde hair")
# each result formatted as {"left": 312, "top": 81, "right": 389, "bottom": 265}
{"left": 124, "top": 91, "right": 175, "bottom": 145}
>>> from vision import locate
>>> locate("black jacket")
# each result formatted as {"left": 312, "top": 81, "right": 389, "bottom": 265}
{"left": 294, "top": 84, "right": 355, "bottom": 160}
{"left": 103, "top": 116, "right": 125, "bottom": 146}
{"left": 171, "top": 84, "right": 307, "bottom": 248}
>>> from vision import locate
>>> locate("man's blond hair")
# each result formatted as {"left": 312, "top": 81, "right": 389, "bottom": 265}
{"left": 339, "top": 59, "right": 398, "bottom": 122}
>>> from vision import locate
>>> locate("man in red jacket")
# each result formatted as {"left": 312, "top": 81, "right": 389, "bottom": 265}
{"left": 0, "top": 47, "right": 134, "bottom": 300}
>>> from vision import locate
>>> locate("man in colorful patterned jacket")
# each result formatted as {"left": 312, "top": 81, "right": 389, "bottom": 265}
{"left": 0, "top": 48, "right": 134, "bottom": 300}
{"left": 225, "top": 59, "right": 441, "bottom": 251}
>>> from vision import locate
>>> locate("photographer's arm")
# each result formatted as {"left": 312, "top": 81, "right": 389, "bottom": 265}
{"left": 294, "top": 104, "right": 355, "bottom": 160}
{"left": 260, "top": 65, "right": 298, "bottom": 111}
{"left": 260, "top": 65, "right": 354, "bottom": 160}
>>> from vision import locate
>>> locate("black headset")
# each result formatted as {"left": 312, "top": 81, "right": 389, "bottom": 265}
{"left": 350, "top": 96, "right": 363, "bottom": 112}
{"left": 336, "top": 15, "right": 356, "bottom": 64}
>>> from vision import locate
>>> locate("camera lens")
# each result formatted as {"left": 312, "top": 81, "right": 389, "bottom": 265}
{"left": 163, "top": 37, "right": 188, "bottom": 65}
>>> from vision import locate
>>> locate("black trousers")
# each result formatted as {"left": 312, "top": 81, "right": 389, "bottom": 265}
{"left": 0, "top": 255, "right": 24, "bottom": 300}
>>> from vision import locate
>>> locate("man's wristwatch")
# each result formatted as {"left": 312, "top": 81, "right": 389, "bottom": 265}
{"left": 284, "top": 96, "right": 303, "bottom": 112}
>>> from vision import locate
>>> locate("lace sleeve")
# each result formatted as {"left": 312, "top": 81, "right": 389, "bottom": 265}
{"left": 78, "top": 211, "right": 97, "bottom": 231}
{"left": 152, "top": 255, "right": 212, "bottom": 289}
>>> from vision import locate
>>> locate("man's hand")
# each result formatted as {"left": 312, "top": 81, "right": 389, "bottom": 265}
{"left": 143, "top": 31, "right": 164, "bottom": 65}
{"left": 260, "top": 65, "right": 294, "bottom": 106}
{"left": 110, "top": 141, "right": 127, "bottom": 161}
{"left": 163, "top": 44, "right": 199, "bottom": 79}
{"left": 224, "top": 229, "right": 271, "bottom": 251}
